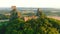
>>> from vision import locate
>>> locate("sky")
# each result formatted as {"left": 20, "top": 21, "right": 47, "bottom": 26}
{"left": 0, "top": 0, "right": 60, "bottom": 8}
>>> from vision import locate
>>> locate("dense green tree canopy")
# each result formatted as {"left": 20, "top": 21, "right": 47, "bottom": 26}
{"left": 0, "top": 8, "right": 60, "bottom": 34}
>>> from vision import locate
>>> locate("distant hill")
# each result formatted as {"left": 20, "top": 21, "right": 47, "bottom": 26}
{"left": 0, "top": 8, "right": 60, "bottom": 16}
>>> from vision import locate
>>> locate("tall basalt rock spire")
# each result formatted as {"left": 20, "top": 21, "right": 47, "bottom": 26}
{"left": 36, "top": 8, "right": 42, "bottom": 17}
{"left": 37, "top": 8, "right": 46, "bottom": 19}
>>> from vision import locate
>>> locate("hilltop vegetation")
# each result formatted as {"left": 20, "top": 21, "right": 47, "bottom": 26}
{"left": 0, "top": 8, "right": 60, "bottom": 34}
{"left": 0, "top": 12, "right": 60, "bottom": 34}
{"left": 0, "top": 15, "right": 60, "bottom": 34}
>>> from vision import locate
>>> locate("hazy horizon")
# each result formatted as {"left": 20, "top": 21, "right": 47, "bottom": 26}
{"left": 0, "top": 0, "right": 60, "bottom": 8}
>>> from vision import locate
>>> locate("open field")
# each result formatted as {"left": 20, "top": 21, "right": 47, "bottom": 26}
{"left": 47, "top": 16, "right": 60, "bottom": 20}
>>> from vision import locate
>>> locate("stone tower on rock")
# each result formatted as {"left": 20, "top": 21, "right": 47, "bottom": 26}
{"left": 9, "top": 6, "right": 21, "bottom": 21}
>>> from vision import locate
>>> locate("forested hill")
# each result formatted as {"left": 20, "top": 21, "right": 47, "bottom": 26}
{"left": 0, "top": 9, "right": 60, "bottom": 34}
{"left": 0, "top": 15, "right": 60, "bottom": 34}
